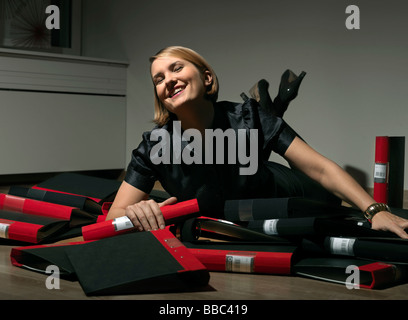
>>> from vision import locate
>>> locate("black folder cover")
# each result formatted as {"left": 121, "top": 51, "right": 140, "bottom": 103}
{"left": 10, "top": 242, "right": 81, "bottom": 279}
{"left": 34, "top": 172, "right": 121, "bottom": 203}
{"left": 9, "top": 186, "right": 103, "bottom": 215}
{"left": 0, "top": 210, "right": 70, "bottom": 244}
{"left": 246, "top": 216, "right": 393, "bottom": 238}
{"left": 223, "top": 197, "right": 359, "bottom": 221}
{"left": 293, "top": 257, "right": 408, "bottom": 289}
{"left": 302, "top": 236, "right": 408, "bottom": 263}
{"left": 179, "top": 217, "right": 289, "bottom": 243}
{"left": 64, "top": 229, "right": 210, "bottom": 296}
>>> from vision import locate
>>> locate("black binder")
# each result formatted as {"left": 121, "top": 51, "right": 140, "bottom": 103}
{"left": 8, "top": 186, "right": 103, "bottom": 215}
{"left": 302, "top": 236, "right": 408, "bottom": 263}
{"left": 293, "top": 257, "right": 408, "bottom": 289}
{"left": 34, "top": 172, "right": 121, "bottom": 203}
{"left": 245, "top": 216, "right": 393, "bottom": 238}
{"left": 11, "top": 229, "right": 210, "bottom": 296}
{"left": 223, "top": 197, "right": 359, "bottom": 221}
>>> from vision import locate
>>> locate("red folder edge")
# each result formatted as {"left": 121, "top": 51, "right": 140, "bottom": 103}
{"left": 373, "top": 136, "right": 389, "bottom": 203}
{"left": 0, "top": 194, "right": 74, "bottom": 220}
{"left": 82, "top": 199, "right": 200, "bottom": 241}
{"left": 188, "top": 248, "right": 292, "bottom": 275}
{"left": 0, "top": 219, "right": 42, "bottom": 243}
{"left": 153, "top": 229, "right": 207, "bottom": 273}
{"left": 10, "top": 240, "right": 92, "bottom": 267}
{"left": 359, "top": 262, "right": 397, "bottom": 289}
{"left": 32, "top": 186, "right": 101, "bottom": 203}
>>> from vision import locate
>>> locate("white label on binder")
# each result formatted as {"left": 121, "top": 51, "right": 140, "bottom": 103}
{"left": 330, "top": 237, "right": 355, "bottom": 256}
{"left": 0, "top": 223, "right": 10, "bottom": 239}
{"left": 374, "top": 163, "right": 387, "bottom": 183}
{"left": 263, "top": 219, "right": 279, "bottom": 235}
{"left": 226, "top": 255, "right": 254, "bottom": 273}
{"left": 113, "top": 216, "right": 134, "bottom": 231}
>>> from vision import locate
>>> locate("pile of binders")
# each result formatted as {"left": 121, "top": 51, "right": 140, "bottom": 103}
{"left": 4, "top": 172, "right": 408, "bottom": 295}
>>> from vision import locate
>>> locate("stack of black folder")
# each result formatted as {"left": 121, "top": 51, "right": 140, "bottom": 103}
{"left": 1, "top": 173, "right": 121, "bottom": 244}
{"left": 5, "top": 173, "right": 408, "bottom": 294}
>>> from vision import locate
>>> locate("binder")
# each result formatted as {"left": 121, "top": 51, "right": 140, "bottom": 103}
{"left": 10, "top": 241, "right": 86, "bottom": 279}
{"left": 0, "top": 193, "right": 97, "bottom": 227}
{"left": 82, "top": 199, "right": 200, "bottom": 241}
{"left": 0, "top": 210, "right": 69, "bottom": 244}
{"left": 11, "top": 229, "right": 210, "bottom": 296}
{"left": 184, "top": 241, "right": 297, "bottom": 275}
{"left": 223, "top": 197, "right": 358, "bottom": 222}
{"left": 373, "top": 136, "right": 389, "bottom": 203}
{"left": 245, "top": 216, "right": 393, "bottom": 238}
{"left": 293, "top": 257, "right": 408, "bottom": 289}
{"left": 65, "top": 230, "right": 210, "bottom": 296}
{"left": 388, "top": 137, "right": 405, "bottom": 208}
{"left": 179, "top": 216, "right": 289, "bottom": 242}
{"left": 33, "top": 172, "right": 121, "bottom": 203}
{"left": 302, "top": 236, "right": 408, "bottom": 263}
{"left": 8, "top": 186, "right": 103, "bottom": 215}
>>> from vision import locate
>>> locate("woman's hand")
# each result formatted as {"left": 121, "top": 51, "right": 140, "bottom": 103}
{"left": 125, "top": 197, "right": 178, "bottom": 231}
{"left": 371, "top": 211, "right": 408, "bottom": 239}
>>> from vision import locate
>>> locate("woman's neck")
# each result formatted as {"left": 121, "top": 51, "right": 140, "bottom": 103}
{"left": 175, "top": 100, "right": 214, "bottom": 135}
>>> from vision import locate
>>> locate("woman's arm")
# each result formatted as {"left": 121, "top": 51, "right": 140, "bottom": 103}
{"left": 284, "top": 137, "right": 408, "bottom": 238}
{"left": 106, "top": 181, "right": 177, "bottom": 231}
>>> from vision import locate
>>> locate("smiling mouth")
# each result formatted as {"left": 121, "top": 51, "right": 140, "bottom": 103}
{"left": 169, "top": 86, "right": 185, "bottom": 98}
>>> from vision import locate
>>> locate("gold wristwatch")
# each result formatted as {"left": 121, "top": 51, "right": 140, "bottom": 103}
{"left": 364, "top": 203, "right": 391, "bottom": 222}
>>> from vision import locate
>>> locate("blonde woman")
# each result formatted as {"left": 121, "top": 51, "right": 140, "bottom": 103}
{"left": 107, "top": 46, "right": 408, "bottom": 238}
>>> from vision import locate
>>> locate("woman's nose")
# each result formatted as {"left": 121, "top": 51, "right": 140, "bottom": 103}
{"left": 165, "top": 77, "right": 177, "bottom": 90}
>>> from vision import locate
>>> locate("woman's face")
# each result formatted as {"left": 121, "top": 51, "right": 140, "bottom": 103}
{"left": 151, "top": 56, "right": 212, "bottom": 114}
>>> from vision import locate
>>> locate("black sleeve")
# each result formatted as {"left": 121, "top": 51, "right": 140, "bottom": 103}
{"left": 256, "top": 102, "right": 298, "bottom": 158}
{"left": 124, "top": 133, "right": 157, "bottom": 194}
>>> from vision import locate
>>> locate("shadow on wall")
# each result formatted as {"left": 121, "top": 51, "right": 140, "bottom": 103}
{"left": 344, "top": 165, "right": 369, "bottom": 191}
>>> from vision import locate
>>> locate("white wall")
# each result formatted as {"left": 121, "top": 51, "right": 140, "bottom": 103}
{"left": 81, "top": 0, "right": 408, "bottom": 190}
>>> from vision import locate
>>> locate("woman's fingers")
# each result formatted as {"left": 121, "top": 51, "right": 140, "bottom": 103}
{"left": 159, "top": 197, "right": 178, "bottom": 207}
{"left": 372, "top": 211, "right": 408, "bottom": 239}
{"left": 125, "top": 197, "right": 177, "bottom": 231}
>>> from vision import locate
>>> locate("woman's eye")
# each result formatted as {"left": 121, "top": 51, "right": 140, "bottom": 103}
{"left": 155, "top": 77, "right": 163, "bottom": 85}
{"left": 174, "top": 65, "right": 183, "bottom": 72}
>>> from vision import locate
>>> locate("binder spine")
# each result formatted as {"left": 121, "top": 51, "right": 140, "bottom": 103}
{"left": 82, "top": 217, "right": 135, "bottom": 241}
{"left": 153, "top": 230, "right": 206, "bottom": 272}
{"left": 373, "top": 136, "right": 389, "bottom": 203}
{"left": 161, "top": 199, "right": 200, "bottom": 222}
{"left": 359, "top": 262, "right": 398, "bottom": 289}
{"left": 188, "top": 249, "right": 292, "bottom": 274}
{"left": 0, "top": 219, "right": 41, "bottom": 243}
{"left": 0, "top": 194, "right": 73, "bottom": 220}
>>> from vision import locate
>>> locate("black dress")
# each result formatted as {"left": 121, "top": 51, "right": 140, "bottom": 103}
{"left": 125, "top": 98, "right": 340, "bottom": 206}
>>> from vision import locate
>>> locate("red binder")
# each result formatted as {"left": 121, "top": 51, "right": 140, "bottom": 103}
{"left": 294, "top": 257, "right": 408, "bottom": 289}
{"left": 10, "top": 240, "right": 87, "bottom": 278}
{"left": 184, "top": 242, "right": 297, "bottom": 275}
{"left": 0, "top": 193, "right": 97, "bottom": 227}
{"left": 8, "top": 186, "right": 103, "bottom": 215}
{"left": 32, "top": 172, "right": 121, "bottom": 203}
{"left": 10, "top": 229, "right": 210, "bottom": 296}
{"left": 67, "top": 229, "right": 209, "bottom": 295}
{"left": 82, "top": 199, "right": 200, "bottom": 241}
{"left": 0, "top": 210, "right": 69, "bottom": 243}
{"left": 373, "top": 136, "right": 389, "bottom": 203}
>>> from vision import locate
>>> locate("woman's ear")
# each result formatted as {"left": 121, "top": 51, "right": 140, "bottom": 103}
{"left": 203, "top": 70, "right": 213, "bottom": 87}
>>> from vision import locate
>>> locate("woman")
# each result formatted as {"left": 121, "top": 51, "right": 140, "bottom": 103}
{"left": 107, "top": 46, "right": 408, "bottom": 238}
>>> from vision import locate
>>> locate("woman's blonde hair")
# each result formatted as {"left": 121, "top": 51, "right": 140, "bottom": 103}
{"left": 149, "top": 46, "right": 219, "bottom": 126}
